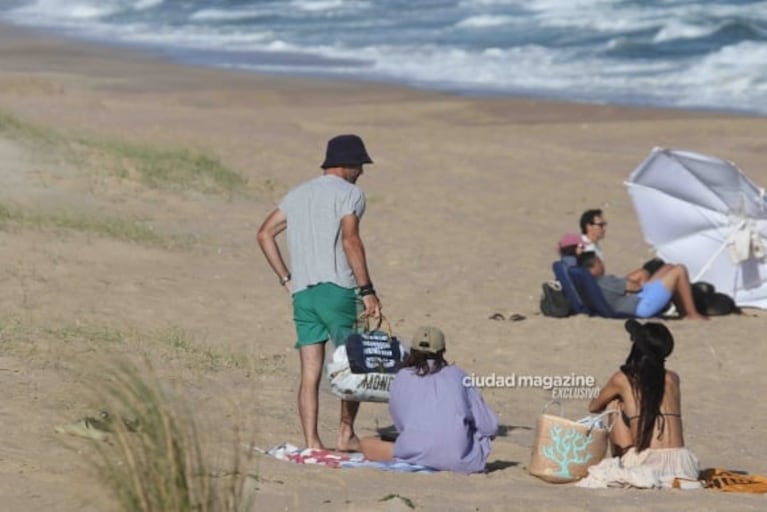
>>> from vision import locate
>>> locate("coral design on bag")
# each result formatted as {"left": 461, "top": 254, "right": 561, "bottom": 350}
{"left": 541, "top": 425, "right": 595, "bottom": 478}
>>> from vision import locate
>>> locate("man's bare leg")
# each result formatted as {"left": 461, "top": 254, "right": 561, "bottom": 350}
{"left": 627, "top": 263, "right": 673, "bottom": 288}
{"left": 647, "top": 263, "right": 674, "bottom": 280}
{"left": 626, "top": 268, "right": 650, "bottom": 288}
{"left": 658, "top": 265, "right": 707, "bottom": 320}
{"left": 337, "top": 399, "right": 361, "bottom": 452}
{"left": 298, "top": 343, "right": 326, "bottom": 449}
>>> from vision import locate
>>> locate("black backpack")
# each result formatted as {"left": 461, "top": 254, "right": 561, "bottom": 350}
{"left": 692, "top": 281, "right": 741, "bottom": 316}
{"left": 540, "top": 280, "right": 571, "bottom": 318}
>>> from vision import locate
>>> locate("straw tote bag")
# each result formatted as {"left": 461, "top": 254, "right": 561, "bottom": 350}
{"left": 529, "top": 402, "right": 615, "bottom": 483}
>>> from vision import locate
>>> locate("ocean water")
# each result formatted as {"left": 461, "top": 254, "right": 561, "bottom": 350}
{"left": 2, "top": 0, "right": 767, "bottom": 115}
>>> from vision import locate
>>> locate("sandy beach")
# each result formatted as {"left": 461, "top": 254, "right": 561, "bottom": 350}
{"left": 1, "top": 22, "right": 766, "bottom": 511}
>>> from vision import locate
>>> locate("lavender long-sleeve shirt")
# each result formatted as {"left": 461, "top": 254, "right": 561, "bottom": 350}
{"left": 389, "top": 365, "right": 499, "bottom": 473}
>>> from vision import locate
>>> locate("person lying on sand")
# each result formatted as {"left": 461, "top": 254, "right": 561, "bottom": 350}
{"left": 577, "top": 251, "right": 706, "bottom": 320}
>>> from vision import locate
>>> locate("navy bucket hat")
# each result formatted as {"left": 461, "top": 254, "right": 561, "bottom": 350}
{"left": 320, "top": 134, "right": 373, "bottom": 169}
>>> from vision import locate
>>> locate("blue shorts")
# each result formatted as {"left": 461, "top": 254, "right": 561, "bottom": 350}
{"left": 292, "top": 283, "right": 359, "bottom": 349}
{"left": 636, "top": 280, "right": 672, "bottom": 318}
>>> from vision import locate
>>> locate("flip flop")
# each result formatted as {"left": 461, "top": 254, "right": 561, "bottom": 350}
{"left": 54, "top": 410, "right": 139, "bottom": 441}
{"left": 54, "top": 414, "right": 112, "bottom": 441}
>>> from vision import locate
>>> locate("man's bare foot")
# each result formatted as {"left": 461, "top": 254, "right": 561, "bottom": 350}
{"left": 305, "top": 437, "right": 326, "bottom": 450}
{"left": 336, "top": 434, "right": 362, "bottom": 453}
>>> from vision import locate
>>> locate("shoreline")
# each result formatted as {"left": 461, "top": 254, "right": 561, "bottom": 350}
{"left": 1, "top": 19, "right": 762, "bottom": 120}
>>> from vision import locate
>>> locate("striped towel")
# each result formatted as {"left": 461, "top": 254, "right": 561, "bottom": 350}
{"left": 258, "top": 443, "right": 436, "bottom": 473}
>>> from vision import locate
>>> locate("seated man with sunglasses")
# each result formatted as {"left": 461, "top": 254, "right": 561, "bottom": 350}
{"left": 579, "top": 208, "right": 667, "bottom": 288}
{"left": 580, "top": 209, "right": 608, "bottom": 260}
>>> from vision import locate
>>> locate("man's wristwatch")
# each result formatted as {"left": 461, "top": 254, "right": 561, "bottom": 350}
{"left": 358, "top": 282, "right": 376, "bottom": 297}
{"left": 279, "top": 273, "right": 291, "bottom": 286}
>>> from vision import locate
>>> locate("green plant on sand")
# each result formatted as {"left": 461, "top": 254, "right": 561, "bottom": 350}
{"left": 0, "top": 109, "right": 247, "bottom": 195}
{"left": 87, "top": 360, "right": 254, "bottom": 512}
{"left": 0, "top": 201, "right": 193, "bottom": 249}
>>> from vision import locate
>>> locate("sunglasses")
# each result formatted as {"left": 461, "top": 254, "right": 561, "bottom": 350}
{"left": 592, "top": 222, "right": 608, "bottom": 227}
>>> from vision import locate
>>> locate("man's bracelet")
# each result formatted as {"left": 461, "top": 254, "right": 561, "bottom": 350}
{"left": 358, "top": 283, "right": 376, "bottom": 297}
{"left": 279, "top": 273, "right": 291, "bottom": 286}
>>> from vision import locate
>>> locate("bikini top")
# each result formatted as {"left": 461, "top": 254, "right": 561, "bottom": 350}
{"left": 623, "top": 411, "right": 681, "bottom": 422}
{"left": 622, "top": 410, "right": 682, "bottom": 439}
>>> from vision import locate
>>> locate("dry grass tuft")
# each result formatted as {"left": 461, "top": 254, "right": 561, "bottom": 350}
{"left": 86, "top": 360, "right": 256, "bottom": 512}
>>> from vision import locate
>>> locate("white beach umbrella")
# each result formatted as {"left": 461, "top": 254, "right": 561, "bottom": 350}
{"left": 625, "top": 147, "right": 767, "bottom": 309}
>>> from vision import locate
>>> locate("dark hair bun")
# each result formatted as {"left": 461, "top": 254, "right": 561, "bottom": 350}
{"left": 625, "top": 319, "right": 674, "bottom": 360}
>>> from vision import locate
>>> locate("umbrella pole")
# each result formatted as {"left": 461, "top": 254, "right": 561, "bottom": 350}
{"left": 691, "top": 219, "right": 748, "bottom": 283}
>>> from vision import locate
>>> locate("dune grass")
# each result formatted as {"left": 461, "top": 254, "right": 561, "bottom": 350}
{"left": 90, "top": 140, "right": 247, "bottom": 194}
{"left": 0, "top": 201, "right": 195, "bottom": 249}
{"left": 0, "top": 319, "right": 268, "bottom": 509}
{"left": 0, "top": 109, "right": 62, "bottom": 146}
{"left": 0, "top": 109, "right": 247, "bottom": 195}
{"left": 87, "top": 360, "right": 255, "bottom": 512}
{"left": 0, "top": 317, "right": 283, "bottom": 374}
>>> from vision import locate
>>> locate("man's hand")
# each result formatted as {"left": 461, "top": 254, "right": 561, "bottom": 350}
{"left": 362, "top": 294, "right": 381, "bottom": 319}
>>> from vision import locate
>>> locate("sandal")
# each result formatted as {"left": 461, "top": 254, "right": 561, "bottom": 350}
{"left": 54, "top": 411, "right": 113, "bottom": 441}
{"left": 54, "top": 410, "right": 139, "bottom": 441}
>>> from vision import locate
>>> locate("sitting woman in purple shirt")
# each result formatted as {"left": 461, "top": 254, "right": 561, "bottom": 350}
{"left": 360, "top": 326, "right": 499, "bottom": 473}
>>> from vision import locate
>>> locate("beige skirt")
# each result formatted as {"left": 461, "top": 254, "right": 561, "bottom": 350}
{"left": 576, "top": 447, "right": 700, "bottom": 489}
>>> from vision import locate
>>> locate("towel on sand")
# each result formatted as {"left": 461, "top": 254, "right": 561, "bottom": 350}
{"left": 258, "top": 443, "right": 436, "bottom": 473}
{"left": 701, "top": 468, "right": 767, "bottom": 493}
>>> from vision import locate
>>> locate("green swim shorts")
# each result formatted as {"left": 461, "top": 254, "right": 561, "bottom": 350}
{"left": 292, "top": 283, "right": 359, "bottom": 349}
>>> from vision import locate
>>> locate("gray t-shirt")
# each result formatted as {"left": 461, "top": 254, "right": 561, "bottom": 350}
{"left": 596, "top": 275, "right": 639, "bottom": 316}
{"left": 279, "top": 175, "right": 366, "bottom": 294}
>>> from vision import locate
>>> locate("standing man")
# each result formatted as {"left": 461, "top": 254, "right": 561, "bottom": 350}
{"left": 257, "top": 134, "right": 382, "bottom": 451}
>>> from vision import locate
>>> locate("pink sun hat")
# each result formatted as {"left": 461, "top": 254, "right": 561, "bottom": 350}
{"left": 558, "top": 232, "right": 583, "bottom": 250}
